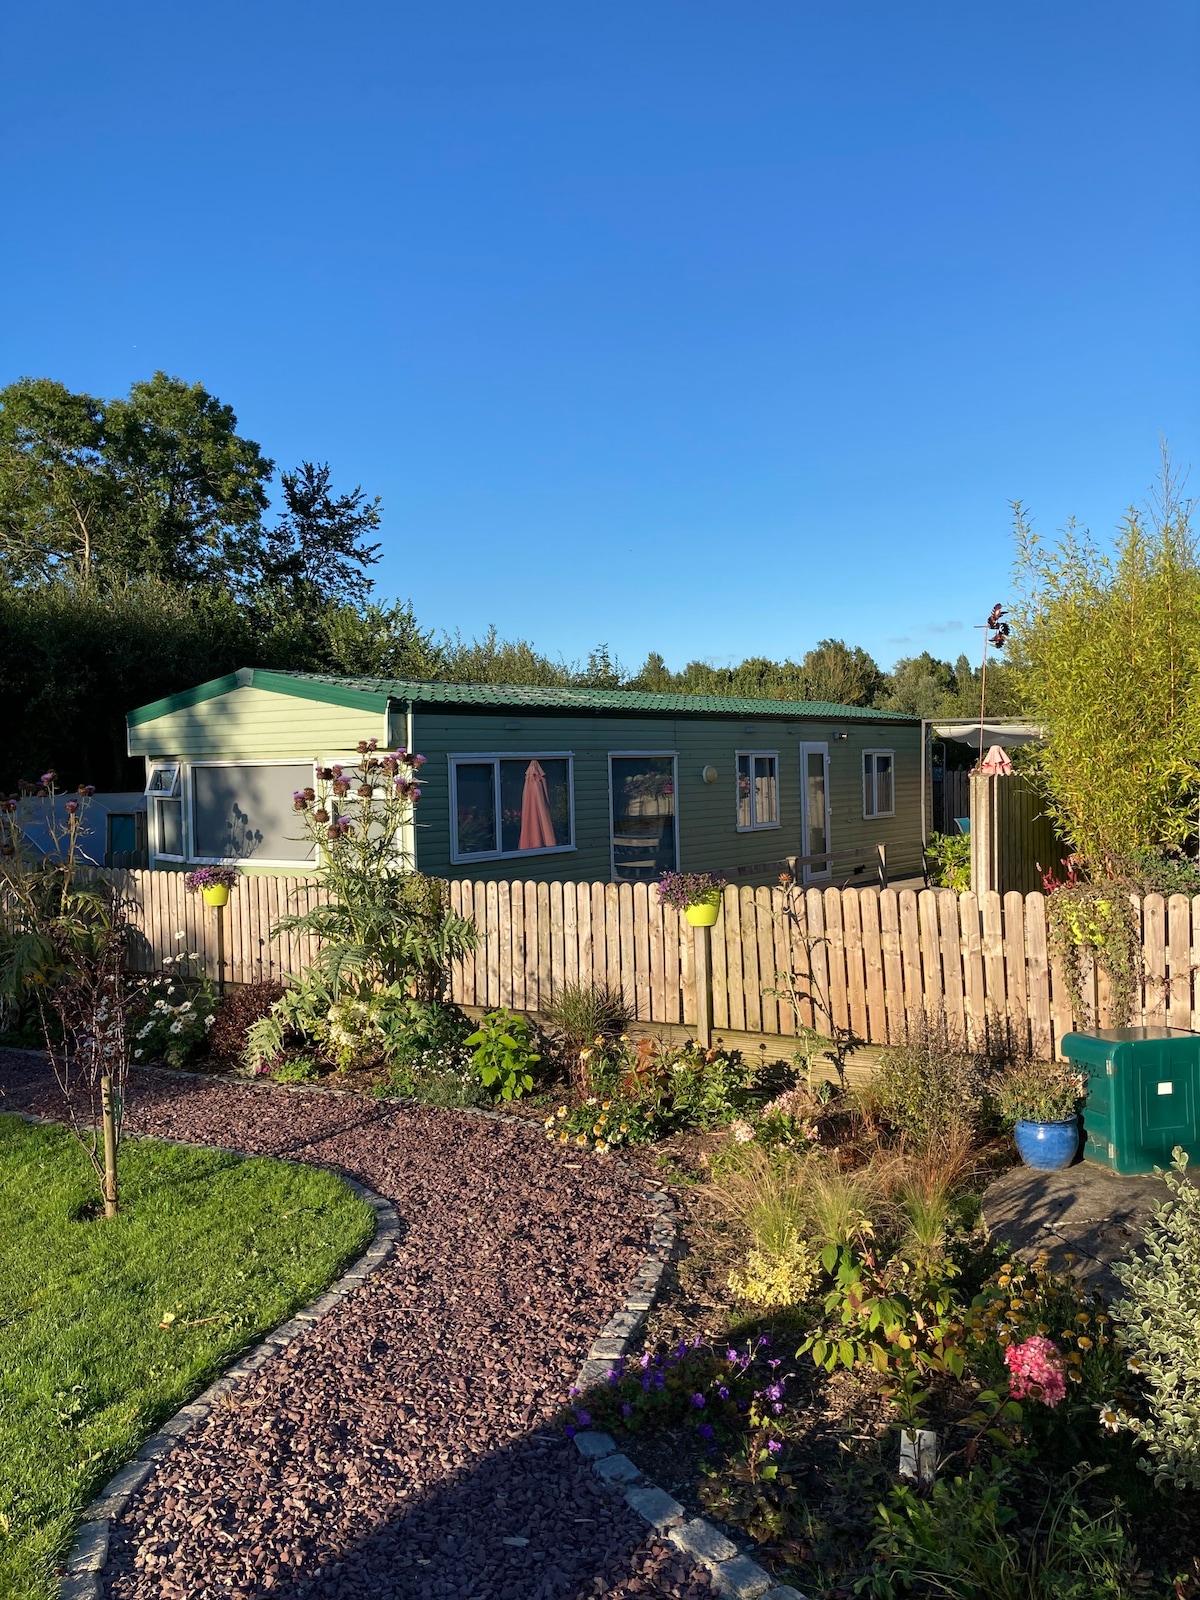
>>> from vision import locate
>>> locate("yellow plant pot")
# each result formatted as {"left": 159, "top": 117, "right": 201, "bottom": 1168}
{"left": 201, "top": 884, "right": 230, "bottom": 908}
{"left": 685, "top": 901, "right": 720, "bottom": 927}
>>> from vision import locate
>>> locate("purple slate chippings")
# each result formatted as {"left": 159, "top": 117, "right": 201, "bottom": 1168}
{"left": 0, "top": 1053, "right": 715, "bottom": 1600}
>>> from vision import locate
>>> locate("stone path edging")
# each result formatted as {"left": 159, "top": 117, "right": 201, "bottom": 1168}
{"left": 9, "top": 1060, "right": 805, "bottom": 1598}
{"left": 0, "top": 1108, "right": 400, "bottom": 1600}
{"left": 567, "top": 1189, "right": 806, "bottom": 1600}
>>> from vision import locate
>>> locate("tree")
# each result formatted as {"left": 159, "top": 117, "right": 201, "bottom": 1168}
{"left": 0, "top": 379, "right": 109, "bottom": 581}
{"left": 800, "top": 638, "right": 885, "bottom": 706}
{"left": 254, "top": 460, "right": 382, "bottom": 610}
{"left": 1013, "top": 465, "right": 1200, "bottom": 863}
{"left": 628, "top": 651, "right": 674, "bottom": 691}
{"left": 879, "top": 652, "right": 959, "bottom": 717}
{"left": 0, "top": 373, "right": 273, "bottom": 585}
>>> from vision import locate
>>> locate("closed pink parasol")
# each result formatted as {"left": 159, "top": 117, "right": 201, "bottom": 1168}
{"left": 518, "top": 759, "right": 557, "bottom": 850}
{"left": 980, "top": 744, "right": 1013, "bottom": 776}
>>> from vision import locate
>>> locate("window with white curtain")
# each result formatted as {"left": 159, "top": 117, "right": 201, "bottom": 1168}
{"left": 863, "top": 750, "right": 895, "bottom": 819}
{"left": 736, "top": 752, "right": 779, "bottom": 830}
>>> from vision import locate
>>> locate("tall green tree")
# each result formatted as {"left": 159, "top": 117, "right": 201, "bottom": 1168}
{"left": 0, "top": 373, "right": 273, "bottom": 585}
{"left": 253, "top": 460, "right": 382, "bottom": 610}
{"left": 1013, "top": 471, "right": 1200, "bottom": 863}
{"left": 799, "top": 638, "right": 885, "bottom": 705}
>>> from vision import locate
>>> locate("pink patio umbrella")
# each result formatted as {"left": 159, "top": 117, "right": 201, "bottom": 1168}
{"left": 980, "top": 743, "right": 1013, "bottom": 776}
{"left": 518, "top": 760, "right": 557, "bottom": 850}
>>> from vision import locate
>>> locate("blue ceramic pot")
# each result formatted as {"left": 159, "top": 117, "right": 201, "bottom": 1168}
{"left": 1014, "top": 1118, "right": 1079, "bottom": 1171}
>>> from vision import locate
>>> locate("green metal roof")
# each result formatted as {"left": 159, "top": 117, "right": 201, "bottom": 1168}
{"left": 128, "top": 667, "right": 918, "bottom": 727}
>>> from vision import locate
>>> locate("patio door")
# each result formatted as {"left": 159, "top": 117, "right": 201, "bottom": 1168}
{"left": 800, "top": 743, "right": 831, "bottom": 884}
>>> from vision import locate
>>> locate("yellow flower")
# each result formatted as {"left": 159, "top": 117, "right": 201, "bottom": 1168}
{"left": 620, "top": 1034, "right": 630, "bottom": 1041}
{"left": 579, "top": 1049, "right": 592, "bottom": 1062}
{"left": 1066, "top": 1349, "right": 1083, "bottom": 1364}
{"left": 593, "top": 1124, "right": 603, "bottom": 1135}
{"left": 559, "top": 1133, "right": 568, "bottom": 1144}
{"left": 595, "top": 1141, "right": 609, "bottom": 1153}
{"left": 1077, "top": 1335, "right": 1093, "bottom": 1350}
{"left": 557, "top": 1105, "right": 567, "bottom": 1117}
{"left": 1075, "top": 1312, "right": 1090, "bottom": 1325}
{"left": 576, "top": 1134, "right": 588, "bottom": 1147}
{"left": 1036, "top": 1324, "right": 1051, "bottom": 1335}
{"left": 594, "top": 1034, "right": 604, "bottom": 1044}
{"left": 620, "top": 1124, "right": 629, "bottom": 1133}
{"left": 602, "top": 1100, "right": 612, "bottom": 1109}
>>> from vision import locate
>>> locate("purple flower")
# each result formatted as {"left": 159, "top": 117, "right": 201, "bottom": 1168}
{"left": 727, "top": 1349, "right": 738, "bottom": 1363}
{"left": 697, "top": 1422, "right": 714, "bottom": 1440}
{"left": 640, "top": 1353, "right": 651, "bottom": 1369}
{"left": 564, "top": 1424, "right": 576, "bottom": 1438}
{"left": 758, "top": 1336, "right": 770, "bottom": 1348}
{"left": 768, "top": 1358, "right": 781, "bottom": 1369}
{"left": 607, "top": 1370, "right": 620, "bottom": 1385}
{"left": 691, "top": 1393, "right": 706, "bottom": 1409}
{"left": 568, "top": 1385, "right": 579, "bottom": 1397}
{"left": 764, "top": 1383, "right": 784, "bottom": 1402}
{"left": 641, "top": 1377, "right": 652, "bottom": 1392}
{"left": 621, "top": 1402, "right": 632, "bottom": 1418}
{"left": 767, "top": 1439, "right": 782, "bottom": 1453}
{"left": 575, "top": 1410, "right": 591, "bottom": 1428}
{"left": 718, "top": 1386, "right": 729, "bottom": 1401}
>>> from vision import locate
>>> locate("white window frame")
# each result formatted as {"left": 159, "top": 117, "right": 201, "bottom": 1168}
{"left": 735, "top": 749, "right": 781, "bottom": 832}
{"left": 863, "top": 749, "right": 896, "bottom": 820}
{"left": 448, "top": 752, "right": 576, "bottom": 865}
{"left": 608, "top": 752, "right": 680, "bottom": 883}
{"left": 145, "top": 762, "right": 185, "bottom": 863}
{"left": 186, "top": 760, "right": 320, "bottom": 868}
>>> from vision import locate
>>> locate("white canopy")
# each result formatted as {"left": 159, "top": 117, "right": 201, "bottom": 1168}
{"left": 930, "top": 720, "right": 1045, "bottom": 750}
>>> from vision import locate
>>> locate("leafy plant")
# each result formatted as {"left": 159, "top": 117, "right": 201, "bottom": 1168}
{"left": 926, "top": 830, "right": 971, "bottom": 892}
{"left": 860, "top": 1465, "right": 1141, "bottom": 1599}
{"left": 465, "top": 1008, "right": 541, "bottom": 1101}
{"left": 269, "top": 1057, "right": 320, "bottom": 1084}
{"left": 1045, "top": 868, "right": 1141, "bottom": 1028}
{"left": 276, "top": 743, "right": 476, "bottom": 1001}
{"left": 728, "top": 1241, "right": 820, "bottom": 1309}
{"left": 996, "top": 1058, "right": 1082, "bottom": 1126}
{"left": 1110, "top": 1147, "right": 1200, "bottom": 1489}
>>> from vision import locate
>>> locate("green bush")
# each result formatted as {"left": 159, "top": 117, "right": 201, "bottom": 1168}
{"left": 269, "top": 1057, "right": 320, "bottom": 1084}
{"left": 465, "top": 1008, "right": 541, "bottom": 1101}
{"left": 872, "top": 1019, "right": 996, "bottom": 1151}
{"left": 995, "top": 1058, "right": 1082, "bottom": 1126}
{"left": 861, "top": 1466, "right": 1140, "bottom": 1599}
{"left": 1110, "top": 1148, "right": 1200, "bottom": 1489}
{"left": 926, "top": 831, "right": 971, "bottom": 893}
{"left": 128, "top": 972, "right": 218, "bottom": 1069}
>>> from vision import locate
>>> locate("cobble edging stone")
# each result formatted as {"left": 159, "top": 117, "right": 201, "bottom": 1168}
{"left": 567, "top": 1188, "right": 808, "bottom": 1600}
{"left": 9, "top": 1106, "right": 404, "bottom": 1600}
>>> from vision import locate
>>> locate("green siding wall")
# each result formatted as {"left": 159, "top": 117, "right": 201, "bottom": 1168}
{"left": 127, "top": 686, "right": 387, "bottom": 759}
{"left": 401, "top": 708, "right": 924, "bottom": 884}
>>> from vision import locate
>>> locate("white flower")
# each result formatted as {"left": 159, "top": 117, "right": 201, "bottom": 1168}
{"left": 137, "top": 1025, "right": 152, "bottom": 1039}
{"left": 134, "top": 1049, "right": 143, "bottom": 1058}
{"left": 204, "top": 1015, "right": 215, "bottom": 1028}
{"left": 178, "top": 1001, "right": 192, "bottom": 1012}
{"left": 154, "top": 1000, "right": 168, "bottom": 1012}
{"left": 169, "top": 1020, "right": 183, "bottom": 1035}
{"left": 176, "top": 931, "right": 186, "bottom": 941}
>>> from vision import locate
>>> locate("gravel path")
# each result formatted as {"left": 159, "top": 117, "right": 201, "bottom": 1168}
{"left": 0, "top": 1054, "right": 714, "bottom": 1600}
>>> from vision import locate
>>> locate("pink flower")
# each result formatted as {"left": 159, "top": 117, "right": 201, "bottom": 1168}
{"left": 1005, "top": 1335, "right": 1066, "bottom": 1408}
{"left": 730, "top": 1119, "right": 755, "bottom": 1144}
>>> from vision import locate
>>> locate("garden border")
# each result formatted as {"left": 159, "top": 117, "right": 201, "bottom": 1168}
{"left": 6, "top": 1059, "right": 804, "bottom": 1600}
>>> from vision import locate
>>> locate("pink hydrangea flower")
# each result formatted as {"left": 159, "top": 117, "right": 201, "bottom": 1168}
{"left": 1004, "top": 1335, "right": 1066, "bottom": 1407}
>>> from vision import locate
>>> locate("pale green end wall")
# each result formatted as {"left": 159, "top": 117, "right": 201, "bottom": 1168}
{"left": 399, "top": 707, "right": 924, "bottom": 884}
{"left": 127, "top": 686, "right": 387, "bottom": 760}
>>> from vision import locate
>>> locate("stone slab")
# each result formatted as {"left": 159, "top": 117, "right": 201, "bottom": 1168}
{"left": 668, "top": 1517, "right": 738, "bottom": 1564}
{"left": 624, "top": 1484, "right": 686, "bottom": 1529}
{"left": 594, "top": 1452, "right": 641, "bottom": 1485}
{"left": 712, "top": 1554, "right": 773, "bottom": 1598}
{"left": 573, "top": 1431, "right": 617, "bottom": 1461}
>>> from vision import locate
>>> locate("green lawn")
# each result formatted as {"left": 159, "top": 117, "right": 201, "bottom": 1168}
{"left": 0, "top": 1114, "right": 375, "bottom": 1600}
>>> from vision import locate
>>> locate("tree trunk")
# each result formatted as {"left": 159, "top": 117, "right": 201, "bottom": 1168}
{"left": 101, "top": 1073, "right": 118, "bottom": 1217}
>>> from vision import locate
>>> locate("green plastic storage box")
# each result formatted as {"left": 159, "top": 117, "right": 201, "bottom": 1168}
{"left": 1061, "top": 1026, "right": 1200, "bottom": 1176}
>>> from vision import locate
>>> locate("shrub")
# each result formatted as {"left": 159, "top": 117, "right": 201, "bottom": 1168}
{"left": 465, "top": 1008, "right": 541, "bottom": 1100}
{"left": 379, "top": 998, "right": 474, "bottom": 1070}
{"left": 728, "top": 1242, "right": 820, "bottom": 1309}
{"left": 873, "top": 1018, "right": 995, "bottom": 1152}
{"left": 205, "top": 981, "right": 286, "bottom": 1069}
{"left": 926, "top": 830, "right": 971, "bottom": 892}
{"left": 1109, "top": 1147, "right": 1200, "bottom": 1489}
{"left": 564, "top": 1336, "right": 785, "bottom": 1442}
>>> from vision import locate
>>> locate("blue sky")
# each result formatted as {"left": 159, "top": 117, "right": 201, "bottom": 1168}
{"left": 2, "top": 2, "right": 1196, "bottom": 674}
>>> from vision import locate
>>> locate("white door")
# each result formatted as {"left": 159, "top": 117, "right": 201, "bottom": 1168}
{"left": 800, "top": 743, "right": 831, "bottom": 884}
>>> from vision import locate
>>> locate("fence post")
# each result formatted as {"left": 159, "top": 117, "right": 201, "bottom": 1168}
{"left": 693, "top": 922, "right": 714, "bottom": 1048}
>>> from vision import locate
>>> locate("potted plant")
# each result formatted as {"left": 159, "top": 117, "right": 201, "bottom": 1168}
{"left": 184, "top": 866, "right": 241, "bottom": 908}
{"left": 997, "top": 1058, "right": 1083, "bottom": 1170}
{"left": 656, "top": 871, "right": 727, "bottom": 927}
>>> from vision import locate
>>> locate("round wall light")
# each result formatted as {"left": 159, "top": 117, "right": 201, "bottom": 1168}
{"left": 701, "top": 765, "right": 719, "bottom": 784}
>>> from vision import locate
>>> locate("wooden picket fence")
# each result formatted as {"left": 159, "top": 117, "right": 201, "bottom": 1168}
{"left": 94, "top": 870, "right": 1200, "bottom": 1060}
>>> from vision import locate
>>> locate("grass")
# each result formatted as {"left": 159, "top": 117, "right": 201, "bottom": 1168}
{"left": 0, "top": 1114, "right": 375, "bottom": 1600}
